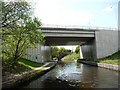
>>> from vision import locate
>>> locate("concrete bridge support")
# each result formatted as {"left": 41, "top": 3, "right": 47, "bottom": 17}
{"left": 81, "top": 30, "right": 118, "bottom": 59}
{"left": 95, "top": 30, "right": 118, "bottom": 59}
{"left": 81, "top": 39, "right": 96, "bottom": 59}
{"left": 23, "top": 45, "right": 50, "bottom": 63}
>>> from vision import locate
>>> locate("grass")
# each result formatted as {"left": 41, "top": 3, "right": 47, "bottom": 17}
{"left": 62, "top": 53, "right": 80, "bottom": 62}
{"left": 78, "top": 51, "right": 120, "bottom": 65}
{"left": 2, "top": 58, "right": 44, "bottom": 76}
{"left": 2, "top": 61, "right": 31, "bottom": 76}
{"left": 100, "top": 60, "right": 119, "bottom": 65}
{"left": 99, "top": 51, "right": 120, "bottom": 65}
{"left": 18, "top": 58, "right": 44, "bottom": 69}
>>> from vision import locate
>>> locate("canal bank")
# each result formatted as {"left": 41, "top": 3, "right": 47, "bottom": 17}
{"left": 77, "top": 59, "right": 120, "bottom": 71}
{"left": 2, "top": 62, "right": 57, "bottom": 89}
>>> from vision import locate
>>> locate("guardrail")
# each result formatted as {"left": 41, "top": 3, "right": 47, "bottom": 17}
{"left": 41, "top": 24, "right": 118, "bottom": 30}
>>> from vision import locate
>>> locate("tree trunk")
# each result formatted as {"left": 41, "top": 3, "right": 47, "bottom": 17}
{"left": 12, "top": 39, "right": 21, "bottom": 68}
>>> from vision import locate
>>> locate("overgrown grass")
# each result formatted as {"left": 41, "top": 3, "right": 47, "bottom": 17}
{"left": 2, "top": 60, "right": 31, "bottom": 76}
{"left": 100, "top": 60, "right": 118, "bottom": 65}
{"left": 62, "top": 53, "right": 80, "bottom": 62}
{"left": 77, "top": 51, "right": 120, "bottom": 65}
{"left": 99, "top": 51, "right": 120, "bottom": 65}
{"left": 18, "top": 58, "right": 44, "bottom": 69}
{"left": 2, "top": 58, "right": 44, "bottom": 76}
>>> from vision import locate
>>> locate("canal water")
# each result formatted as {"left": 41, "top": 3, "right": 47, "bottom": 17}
{"left": 21, "top": 61, "right": 119, "bottom": 89}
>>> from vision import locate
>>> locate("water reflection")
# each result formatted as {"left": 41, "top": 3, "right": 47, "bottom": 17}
{"left": 22, "top": 61, "right": 119, "bottom": 89}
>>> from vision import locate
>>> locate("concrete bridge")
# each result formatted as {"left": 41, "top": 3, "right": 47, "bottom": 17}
{"left": 24, "top": 26, "right": 119, "bottom": 63}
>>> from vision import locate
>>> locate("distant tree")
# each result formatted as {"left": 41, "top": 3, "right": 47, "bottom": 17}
{"left": 64, "top": 49, "right": 72, "bottom": 56}
{"left": 59, "top": 47, "right": 66, "bottom": 53}
{"left": 75, "top": 46, "right": 80, "bottom": 54}
{"left": 50, "top": 47, "right": 59, "bottom": 59}
{"left": 58, "top": 48, "right": 72, "bottom": 61}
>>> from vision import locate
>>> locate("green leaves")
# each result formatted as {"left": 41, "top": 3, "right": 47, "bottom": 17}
{"left": 2, "top": 1, "right": 31, "bottom": 28}
{"left": 50, "top": 47, "right": 59, "bottom": 59}
{"left": 75, "top": 45, "right": 80, "bottom": 54}
{"left": 2, "top": 1, "right": 45, "bottom": 63}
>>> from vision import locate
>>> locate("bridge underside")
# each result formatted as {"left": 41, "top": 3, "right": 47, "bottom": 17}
{"left": 45, "top": 37, "right": 94, "bottom": 46}
{"left": 23, "top": 27, "right": 118, "bottom": 63}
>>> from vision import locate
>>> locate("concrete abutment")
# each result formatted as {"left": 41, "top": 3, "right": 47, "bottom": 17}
{"left": 81, "top": 30, "right": 119, "bottom": 59}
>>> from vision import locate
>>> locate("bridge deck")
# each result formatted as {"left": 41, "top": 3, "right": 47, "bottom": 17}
{"left": 40, "top": 27, "right": 95, "bottom": 45}
{"left": 40, "top": 27, "right": 95, "bottom": 38}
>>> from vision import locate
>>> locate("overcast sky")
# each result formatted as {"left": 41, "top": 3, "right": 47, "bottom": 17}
{"left": 27, "top": 0, "right": 119, "bottom": 29}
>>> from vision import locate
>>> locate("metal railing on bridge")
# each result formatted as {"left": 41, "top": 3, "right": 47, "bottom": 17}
{"left": 41, "top": 24, "right": 118, "bottom": 30}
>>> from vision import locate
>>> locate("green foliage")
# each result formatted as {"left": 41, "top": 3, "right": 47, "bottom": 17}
{"left": 62, "top": 53, "right": 80, "bottom": 62}
{"left": 59, "top": 47, "right": 66, "bottom": 53}
{"left": 63, "top": 49, "right": 72, "bottom": 56}
{"left": 100, "top": 60, "right": 119, "bottom": 65}
{"left": 2, "top": 60, "right": 31, "bottom": 76}
{"left": 50, "top": 46, "right": 59, "bottom": 60}
{"left": 2, "top": 18, "right": 45, "bottom": 61}
{"left": 2, "top": 1, "right": 45, "bottom": 63}
{"left": 75, "top": 45, "right": 80, "bottom": 54}
{"left": 50, "top": 47, "right": 72, "bottom": 60}
{"left": 1, "top": 1, "right": 31, "bottom": 28}
{"left": 99, "top": 51, "right": 120, "bottom": 65}
{"left": 80, "top": 51, "right": 120, "bottom": 65}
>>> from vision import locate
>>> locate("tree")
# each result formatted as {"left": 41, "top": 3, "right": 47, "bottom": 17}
{"left": 59, "top": 47, "right": 66, "bottom": 53}
{"left": 2, "top": 1, "right": 45, "bottom": 67}
{"left": 58, "top": 47, "right": 71, "bottom": 61}
{"left": 50, "top": 47, "right": 59, "bottom": 60}
{"left": 75, "top": 46, "right": 80, "bottom": 54}
{"left": 1, "top": 1, "right": 31, "bottom": 28}
{"left": 64, "top": 49, "right": 72, "bottom": 55}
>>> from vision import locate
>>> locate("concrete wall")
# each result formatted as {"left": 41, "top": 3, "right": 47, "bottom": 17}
{"left": 95, "top": 30, "right": 118, "bottom": 59}
{"left": 81, "top": 30, "right": 118, "bottom": 59}
{"left": 81, "top": 39, "right": 96, "bottom": 59}
{"left": 23, "top": 45, "right": 50, "bottom": 63}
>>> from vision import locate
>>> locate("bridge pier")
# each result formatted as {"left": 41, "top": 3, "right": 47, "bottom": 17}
{"left": 81, "top": 30, "right": 118, "bottom": 59}
{"left": 80, "top": 39, "right": 96, "bottom": 60}
{"left": 23, "top": 45, "right": 50, "bottom": 63}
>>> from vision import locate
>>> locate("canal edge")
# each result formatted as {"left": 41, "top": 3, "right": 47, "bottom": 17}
{"left": 77, "top": 59, "right": 120, "bottom": 72}
{"left": 2, "top": 61, "right": 57, "bottom": 89}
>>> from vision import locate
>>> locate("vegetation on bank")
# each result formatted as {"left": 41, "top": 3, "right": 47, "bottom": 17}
{"left": 78, "top": 51, "right": 120, "bottom": 65}
{"left": 50, "top": 46, "right": 72, "bottom": 60}
{"left": 99, "top": 51, "right": 120, "bottom": 65}
{"left": 2, "top": 0, "right": 45, "bottom": 76}
{"left": 61, "top": 46, "right": 80, "bottom": 62}
{"left": 62, "top": 53, "right": 80, "bottom": 62}
{"left": 2, "top": 60, "right": 31, "bottom": 76}
{"left": 3, "top": 58, "right": 44, "bottom": 76}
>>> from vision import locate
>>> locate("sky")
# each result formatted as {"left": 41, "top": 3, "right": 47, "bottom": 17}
{"left": 27, "top": 0, "right": 119, "bottom": 29}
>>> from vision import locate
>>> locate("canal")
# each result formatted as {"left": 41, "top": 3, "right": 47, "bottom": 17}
{"left": 20, "top": 61, "right": 119, "bottom": 89}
